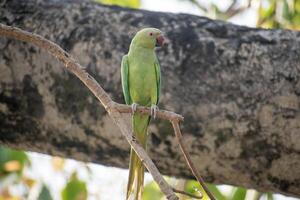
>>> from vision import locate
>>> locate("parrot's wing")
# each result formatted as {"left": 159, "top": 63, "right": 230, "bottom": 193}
{"left": 154, "top": 59, "right": 161, "bottom": 105}
{"left": 121, "top": 55, "right": 132, "bottom": 105}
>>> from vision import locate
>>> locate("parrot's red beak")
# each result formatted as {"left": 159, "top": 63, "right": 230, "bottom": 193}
{"left": 156, "top": 35, "right": 167, "bottom": 47}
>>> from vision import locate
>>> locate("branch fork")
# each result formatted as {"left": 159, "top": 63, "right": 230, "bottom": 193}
{"left": 0, "top": 23, "right": 214, "bottom": 200}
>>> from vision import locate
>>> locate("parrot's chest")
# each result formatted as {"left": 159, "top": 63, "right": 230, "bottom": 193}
{"left": 127, "top": 47, "right": 158, "bottom": 104}
{"left": 128, "top": 62, "right": 157, "bottom": 104}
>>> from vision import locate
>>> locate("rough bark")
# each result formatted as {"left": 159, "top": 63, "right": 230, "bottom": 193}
{"left": 0, "top": 0, "right": 300, "bottom": 197}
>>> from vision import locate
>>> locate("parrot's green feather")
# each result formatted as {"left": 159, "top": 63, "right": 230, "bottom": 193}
{"left": 121, "top": 55, "right": 131, "bottom": 105}
{"left": 154, "top": 59, "right": 161, "bottom": 105}
{"left": 127, "top": 113, "right": 150, "bottom": 200}
{"left": 121, "top": 28, "right": 162, "bottom": 200}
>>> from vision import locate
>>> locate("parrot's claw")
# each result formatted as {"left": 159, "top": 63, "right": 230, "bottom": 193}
{"left": 131, "top": 103, "right": 138, "bottom": 114}
{"left": 150, "top": 104, "right": 159, "bottom": 119}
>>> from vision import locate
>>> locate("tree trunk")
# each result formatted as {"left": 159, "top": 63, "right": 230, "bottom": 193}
{"left": 1, "top": 0, "right": 300, "bottom": 197}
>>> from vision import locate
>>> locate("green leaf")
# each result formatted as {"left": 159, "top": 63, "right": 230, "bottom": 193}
{"left": 185, "top": 180, "right": 206, "bottom": 200}
{"left": 185, "top": 180, "right": 226, "bottom": 200}
{"left": 96, "top": 0, "right": 140, "bottom": 8}
{"left": 206, "top": 183, "right": 227, "bottom": 200}
{"left": 230, "top": 187, "right": 247, "bottom": 200}
{"left": 282, "top": 0, "right": 292, "bottom": 20}
{"left": 142, "top": 181, "right": 164, "bottom": 200}
{"left": 38, "top": 184, "right": 53, "bottom": 200}
{"left": 296, "top": 0, "right": 300, "bottom": 11}
{"left": 260, "top": 1, "right": 276, "bottom": 19}
{"left": 292, "top": 13, "right": 300, "bottom": 25}
{"left": 0, "top": 146, "right": 29, "bottom": 177}
{"left": 61, "top": 172, "right": 87, "bottom": 200}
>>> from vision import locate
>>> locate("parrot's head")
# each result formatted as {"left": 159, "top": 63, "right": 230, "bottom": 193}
{"left": 132, "top": 28, "right": 166, "bottom": 49}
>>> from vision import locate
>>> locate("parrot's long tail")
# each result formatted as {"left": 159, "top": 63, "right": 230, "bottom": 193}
{"left": 126, "top": 112, "right": 150, "bottom": 200}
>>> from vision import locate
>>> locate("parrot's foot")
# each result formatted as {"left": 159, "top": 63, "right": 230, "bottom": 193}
{"left": 150, "top": 104, "right": 159, "bottom": 119}
{"left": 131, "top": 103, "right": 139, "bottom": 114}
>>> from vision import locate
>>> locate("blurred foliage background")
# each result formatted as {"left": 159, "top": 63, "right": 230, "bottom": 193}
{"left": 0, "top": 147, "right": 88, "bottom": 200}
{"left": 97, "top": 0, "right": 300, "bottom": 30}
{"left": 0, "top": 146, "right": 276, "bottom": 200}
{"left": 1, "top": 0, "right": 300, "bottom": 199}
{"left": 96, "top": 0, "right": 140, "bottom": 8}
{"left": 184, "top": 0, "right": 300, "bottom": 30}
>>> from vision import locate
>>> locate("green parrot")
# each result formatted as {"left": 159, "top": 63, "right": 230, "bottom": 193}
{"left": 121, "top": 28, "right": 166, "bottom": 200}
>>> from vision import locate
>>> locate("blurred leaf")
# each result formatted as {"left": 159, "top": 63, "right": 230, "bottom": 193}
{"left": 292, "top": 13, "right": 300, "bottom": 22}
{"left": 185, "top": 0, "right": 300, "bottom": 30}
{"left": 22, "top": 177, "right": 36, "bottom": 189}
{"left": 38, "top": 184, "right": 53, "bottom": 200}
{"left": 142, "top": 181, "right": 164, "bottom": 200}
{"left": 267, "top": 192, "right": 274, "bottom": 200}
{"left": 283, "top": 0, "right": 291, "bottom": 20}
{"left": 296, "top": 0, "right": 300, "bottom": 10}
{"left": 206, "top": 183, "right": 227, "bottom": 200}
{"left": 96, "top": 0, "right": 140, "bottom": 8}
{"left": 0, "top": 147, "right": 29, "bottom": 177}
{"left": 51, "top": 157, "right": 65, "bottom": 172}
{"left": 257, "top": 0, "right": 300, "bottom": 30}
{"left": 61, "top": 172, "right": 87, "bottom": 200}
{"left": 229, "top": 187, "right": 247, "bottom": 200}
{"left": 185, "top": 180, "right": 211, "bottom": 200}
{"left": 258, "top": 0, "right": 275, "bottom": 27}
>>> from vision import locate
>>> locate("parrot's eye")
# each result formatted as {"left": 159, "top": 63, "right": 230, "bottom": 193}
{"left": 149, "top": 32, "right": 153, "bottom": 36}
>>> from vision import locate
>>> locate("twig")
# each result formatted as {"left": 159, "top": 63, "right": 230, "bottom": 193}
{"left": 0, "top": 23, "right": 178, "bottom": 200}
{"left": 224, "top": 0, "right": 252, "bottom": 19}
{"left": 226, "top": 0, "right": 238, "bottom": 13}
{"left": 115, "top": 103, "right": 183, "bottom": 121}
{"left": 189, "top": 0, "right": 208, "bottom": 13}
{"left": 172, "top": 187, "right": 203, "bottom": 199}
{"left": 171, "top": 120, "right": 216, "bottom": 200}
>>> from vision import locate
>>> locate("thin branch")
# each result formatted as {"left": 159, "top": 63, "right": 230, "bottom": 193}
{"left": 172, "top": 187, "right": 203, "bottom": 199}
{"left": 188, "top": 0, "right": 208, "bottom": 13}
{"left": 0, "top": 23, "right": 178, "bottom": 200}
{"left": 115, "top": 103, "right": 184, "bottom": 121}
{"left": 224, "top": 0, "right": 252, "bottom": 19}
{"left": 226, "top": 0, "right": 238, "bottom": 12}
{"left": 171, "top": 120, "right": 216, "bottom": 200}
